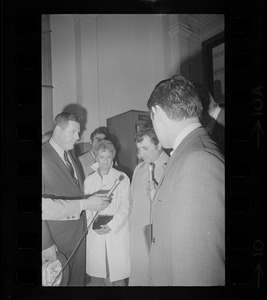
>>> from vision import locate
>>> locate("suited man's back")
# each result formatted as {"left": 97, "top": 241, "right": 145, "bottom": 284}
{"left": 149, "top": 128, "right": 225, "bottom": 286}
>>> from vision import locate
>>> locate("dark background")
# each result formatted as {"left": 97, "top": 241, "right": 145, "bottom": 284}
{"left": 1, "top": 0, "right": 265, "bottom": 299}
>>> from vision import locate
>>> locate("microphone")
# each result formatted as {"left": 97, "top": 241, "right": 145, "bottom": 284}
{"left": 148, "top": 163, "right": 155, "bottom": 183}
{"left": 50, "top": 174, "right": 125, "bottom": 286}
{"left": 106, "top": 175, "right": 124, "bottom": 197}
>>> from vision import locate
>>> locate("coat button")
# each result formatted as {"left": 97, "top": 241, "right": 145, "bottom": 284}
{"left": 72, "top": 216, "right": 75, "bottom": 219}
{"left": 67, "top": 216, "right": 70, "bottom": 219}
{"left": 152, "top": 238, "right": 155, "bottom": 243}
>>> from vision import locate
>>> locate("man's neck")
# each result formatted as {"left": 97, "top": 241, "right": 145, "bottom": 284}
{"left": 169, "top": 117, "right": 199, "bottom": 149}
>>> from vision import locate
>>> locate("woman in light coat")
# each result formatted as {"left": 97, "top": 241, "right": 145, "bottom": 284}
{"left": 84, "top": 139, "right": 130, "bottom": 286}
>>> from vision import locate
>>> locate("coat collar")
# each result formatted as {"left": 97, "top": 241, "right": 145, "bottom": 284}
{"left": 153, "top": 126, "right": 208, "bottom": 195}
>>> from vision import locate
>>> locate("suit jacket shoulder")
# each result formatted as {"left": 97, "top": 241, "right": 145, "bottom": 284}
{"left": 172, "top": 127, "right": 224, "bottom": 165}
{"left": 42, "top": 142, "right": 84, "bottom": 198}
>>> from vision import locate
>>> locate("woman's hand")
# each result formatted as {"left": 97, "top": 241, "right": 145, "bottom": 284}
{"left": 95, "top": 224, "right": 111, "bottom": 235}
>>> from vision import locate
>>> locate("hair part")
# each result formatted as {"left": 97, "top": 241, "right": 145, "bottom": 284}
{"left": 93, "top": 139, "right": 116, "bottom": 158}
{"left": 147, "top": 75, "right": 203, "bottom": 121}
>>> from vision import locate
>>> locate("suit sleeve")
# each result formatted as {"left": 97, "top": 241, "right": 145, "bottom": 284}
{"left": 42, "top": 220, "right": 54, "bottom": 250}
{"left": 42, "top": 156, "right": 82, "bottom": 220}
{"left": 171, "top": 151, "right": 225, "bottom": 285}
{"left": 42, "top": 197, "right": 82, "bottom": 220}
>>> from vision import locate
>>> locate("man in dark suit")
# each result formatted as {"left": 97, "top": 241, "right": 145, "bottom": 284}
{"left": 147, "top": 75, "right": 225, "bottom": 286}
{"left": 42, "top": 112, "right": 110, "bottom": 286}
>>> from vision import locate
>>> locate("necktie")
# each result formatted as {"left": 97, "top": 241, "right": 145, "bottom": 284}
{"left": 64, "top": 151, "right": 79, "bottom": 186}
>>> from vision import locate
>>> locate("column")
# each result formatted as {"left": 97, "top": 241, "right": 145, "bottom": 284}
{"left": 42, "top": 14, "right": 53, "bottom": 134}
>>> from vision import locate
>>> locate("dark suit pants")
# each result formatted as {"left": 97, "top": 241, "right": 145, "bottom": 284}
{"left": 64, "top": 238, "right": 86, "bottom": 286}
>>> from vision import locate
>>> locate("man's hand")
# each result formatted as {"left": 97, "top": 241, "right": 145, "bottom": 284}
{"left": 82, "top": 195, "right": 111, "bottom": 211}
{"left": 42, "top": 244, "right": 57, "bottom": 263}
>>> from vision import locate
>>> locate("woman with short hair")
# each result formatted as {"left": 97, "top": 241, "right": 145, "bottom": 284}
{"left": 84, "top": 139, "right": 131, "bottom": 286}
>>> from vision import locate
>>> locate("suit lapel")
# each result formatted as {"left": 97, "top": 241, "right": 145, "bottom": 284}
{"left": 151, "top": 153, "right": 175, "bottom": 205}
{"left": 45, "top": 143, "right": 83, "bottom": 195}
{"left": 69, "top": 150, "right": 84, "bottom": 194}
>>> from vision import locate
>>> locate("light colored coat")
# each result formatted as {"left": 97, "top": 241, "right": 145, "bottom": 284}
{"left": 84, "top": 168, "right": 131, "bottom": 282}
{"left": 129, "top": 151, "right": 169, "bottom": 286}
{"left": 149, "top": 127, "right": 225, "bottom": 286}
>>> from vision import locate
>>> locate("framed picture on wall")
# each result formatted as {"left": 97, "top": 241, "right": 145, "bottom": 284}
{"left": 202, "top": 31, "right": 225, "bottom": 106}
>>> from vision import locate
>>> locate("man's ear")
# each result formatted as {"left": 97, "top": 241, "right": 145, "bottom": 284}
{"left": 54, "top": 125, "right": 62, "bottom": 135}
{"left": 151, "top": 106, "right": 158, "bottom": 122}
{"left": 152, "top": 105, "right": 165, "bottom": 122}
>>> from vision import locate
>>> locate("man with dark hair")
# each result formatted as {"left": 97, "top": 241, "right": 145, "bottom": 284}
{"left": 129, "top": 123, "right": 169, "bottom": 286}
{"left": 147, "top": 75, "right": 225, "bottom": 286}
{"left": 78, "top": 128, "right": 107, "bottom": 178}
{"left": 42, "top": 112, "right": 110, "bottom": 285}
